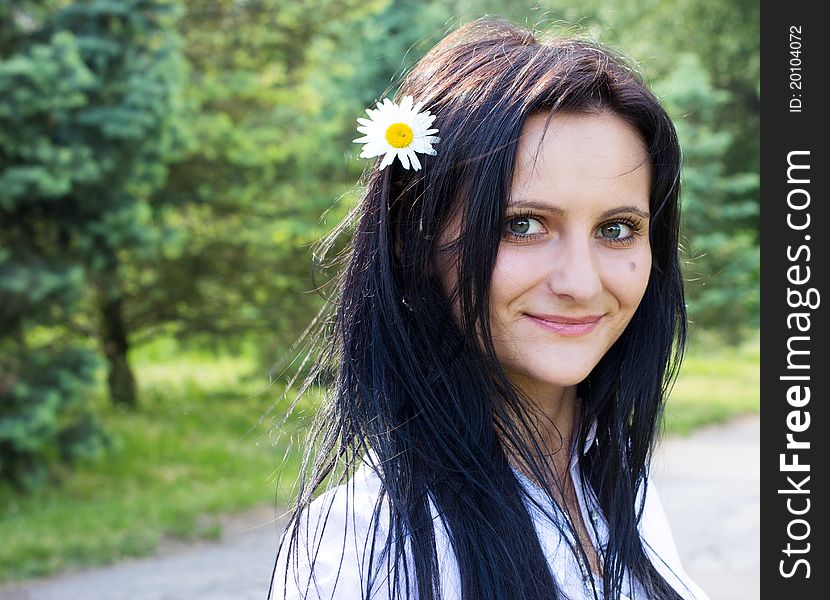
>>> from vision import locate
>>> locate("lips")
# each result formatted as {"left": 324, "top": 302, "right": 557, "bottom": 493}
{"left": 524, "top": 313, "right": 604, "bottom": 336}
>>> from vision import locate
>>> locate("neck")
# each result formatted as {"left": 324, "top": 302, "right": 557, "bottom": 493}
{"left": 503, "top": 379, "right": 582, "bottom": 479}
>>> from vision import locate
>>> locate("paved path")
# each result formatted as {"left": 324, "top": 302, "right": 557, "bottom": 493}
{"left": 0, "top": 416, "right": 760, "bottom": 600}
{"left": 651, "top": 415, "right": 760, "bottom": 600}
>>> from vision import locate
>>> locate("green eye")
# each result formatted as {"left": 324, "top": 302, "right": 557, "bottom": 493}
{"left": 599, "top": 222, "right": 632, "bottom": 239}
{"left": 505, "top": 216, "right": 544, "bottom": 237}
{"left": 510, "top": 217, "right": 531, "bottom": 234}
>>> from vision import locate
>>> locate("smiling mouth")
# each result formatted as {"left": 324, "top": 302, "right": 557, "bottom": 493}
{"left": 524, "top": 313, "right": 604, "bottom": 336}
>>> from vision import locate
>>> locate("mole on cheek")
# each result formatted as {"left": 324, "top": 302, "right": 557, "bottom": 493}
{"left": 629, "top": 262, "right": 637, "bottom": 272}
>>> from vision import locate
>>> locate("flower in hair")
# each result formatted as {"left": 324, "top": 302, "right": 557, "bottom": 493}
{"left": 353, "top": 96, "right": 439, "bottom": 171}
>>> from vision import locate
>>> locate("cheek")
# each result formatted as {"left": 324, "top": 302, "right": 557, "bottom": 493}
{"left": 489, "top": 246, "right": 538, "bottom": 310}
{"left": 606, "top": 249, "right": 651, "bottom": 310}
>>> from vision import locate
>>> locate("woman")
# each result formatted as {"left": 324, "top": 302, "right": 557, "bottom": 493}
{"left": 270, "top": 16, "right": 710, "bottom": 600}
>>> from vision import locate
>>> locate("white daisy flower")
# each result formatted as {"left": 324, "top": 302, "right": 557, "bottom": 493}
{"left": 353, "top": 95, "right": 440, "bottom": 171}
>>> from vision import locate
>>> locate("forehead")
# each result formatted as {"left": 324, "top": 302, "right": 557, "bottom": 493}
{"left": 511, "top": 111, "right": 651, "bottom": 211}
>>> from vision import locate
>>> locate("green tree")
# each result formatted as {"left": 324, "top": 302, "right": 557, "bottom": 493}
{"left": 1, "top": 0, "right": 188, "bottom": 487}
{"left": 653, "top": 54, "right": 759, "bottom": 338}
{"left": 0, "top": 4, "right": 101, "bottom": 488}
{"left": 122, "top": 0, "right": 387, "bottom": 366}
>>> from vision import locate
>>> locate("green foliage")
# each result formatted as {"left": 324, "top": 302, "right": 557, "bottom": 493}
{"left": 0, "top": 341, "right": 302, "bottom": 580}
{"left": 0, "top": 346, "right": 106, "bottom": 491}
{"left": 653, "top": 54, "right": 759, "bottom": 336}
{"left": 120, "top": 0, "right": 380, "bottom": 361}
{"left": 0, "top": 0, "right": 188, "bottom": 485}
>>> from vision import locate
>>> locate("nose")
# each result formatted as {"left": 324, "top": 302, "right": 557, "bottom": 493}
{"left": 545, "top": 235, "right": 603, "bottom": 301}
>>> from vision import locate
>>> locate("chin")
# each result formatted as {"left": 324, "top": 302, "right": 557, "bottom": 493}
{"left": 497, "top": 347, "right": 608, "bottom": 396}
{"left": 541, "top": 374, "right": 591, "bottom": 388}
{"left": 508, "top": 365, "right": 595, "bottom": 394}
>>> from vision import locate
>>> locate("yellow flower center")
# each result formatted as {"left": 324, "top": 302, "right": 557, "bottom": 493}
{"left": 385, "top": 122, "right": 414, "bottom": 148}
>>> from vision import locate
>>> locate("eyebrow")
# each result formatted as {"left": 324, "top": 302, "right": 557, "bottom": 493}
{"left": 507, "top": 199, "right": 651, "bottom": 220}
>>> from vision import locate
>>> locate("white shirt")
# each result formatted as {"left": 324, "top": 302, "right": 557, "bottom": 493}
{"left": 271, "top": 428, "right": 711, "bottom": 600}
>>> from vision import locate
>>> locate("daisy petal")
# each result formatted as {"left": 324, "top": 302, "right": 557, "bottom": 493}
{"left": 414, "top": 114, "right": 435, "bottom": 129}
{"left": 379, "top": 150, "right": 396, "bottom": 170}
{"left": 361, "top": 142, "right": 388, "bottom": 157}
{"left": 400, "top": 150, "right": 413, "bottom": 170}
{"left": 409, "top": 151, "right": 422, "bottom": 171}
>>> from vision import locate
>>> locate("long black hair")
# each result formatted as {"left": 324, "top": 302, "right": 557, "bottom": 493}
{"left": 271, "top": 16, "right": 687, "bottom": 600}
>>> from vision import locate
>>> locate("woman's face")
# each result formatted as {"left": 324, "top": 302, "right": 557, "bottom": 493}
{"left": 440, "top": 111, "right": 652, "bottom": 401}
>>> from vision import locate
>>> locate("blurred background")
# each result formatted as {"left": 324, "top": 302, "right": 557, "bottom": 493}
{"left": 0, "top": 0, "right": 758, "bottom": 593}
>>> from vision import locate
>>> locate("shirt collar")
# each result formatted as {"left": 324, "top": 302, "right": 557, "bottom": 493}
{"left": 583, "top": 417, "right": 598, "bottom": 455}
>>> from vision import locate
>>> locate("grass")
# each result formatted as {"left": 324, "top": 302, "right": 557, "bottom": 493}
{"left": 0, "top": 339, "right": 309, "bottom": 582}
{"left": 664, "top": 332, "right": 760, "bottom": 435}
{"left": 0, "top": 333, "right": 759, "bottom": 582}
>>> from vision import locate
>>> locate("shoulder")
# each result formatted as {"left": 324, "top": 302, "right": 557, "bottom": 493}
{"left": 638, "top": 475, "right": 712, "bottom": 600}
{"left": 638, "top": 475, "right": 683, "bottom": 566}
{"left": 270, "top": 461, "right": 406, "bottom": 600}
